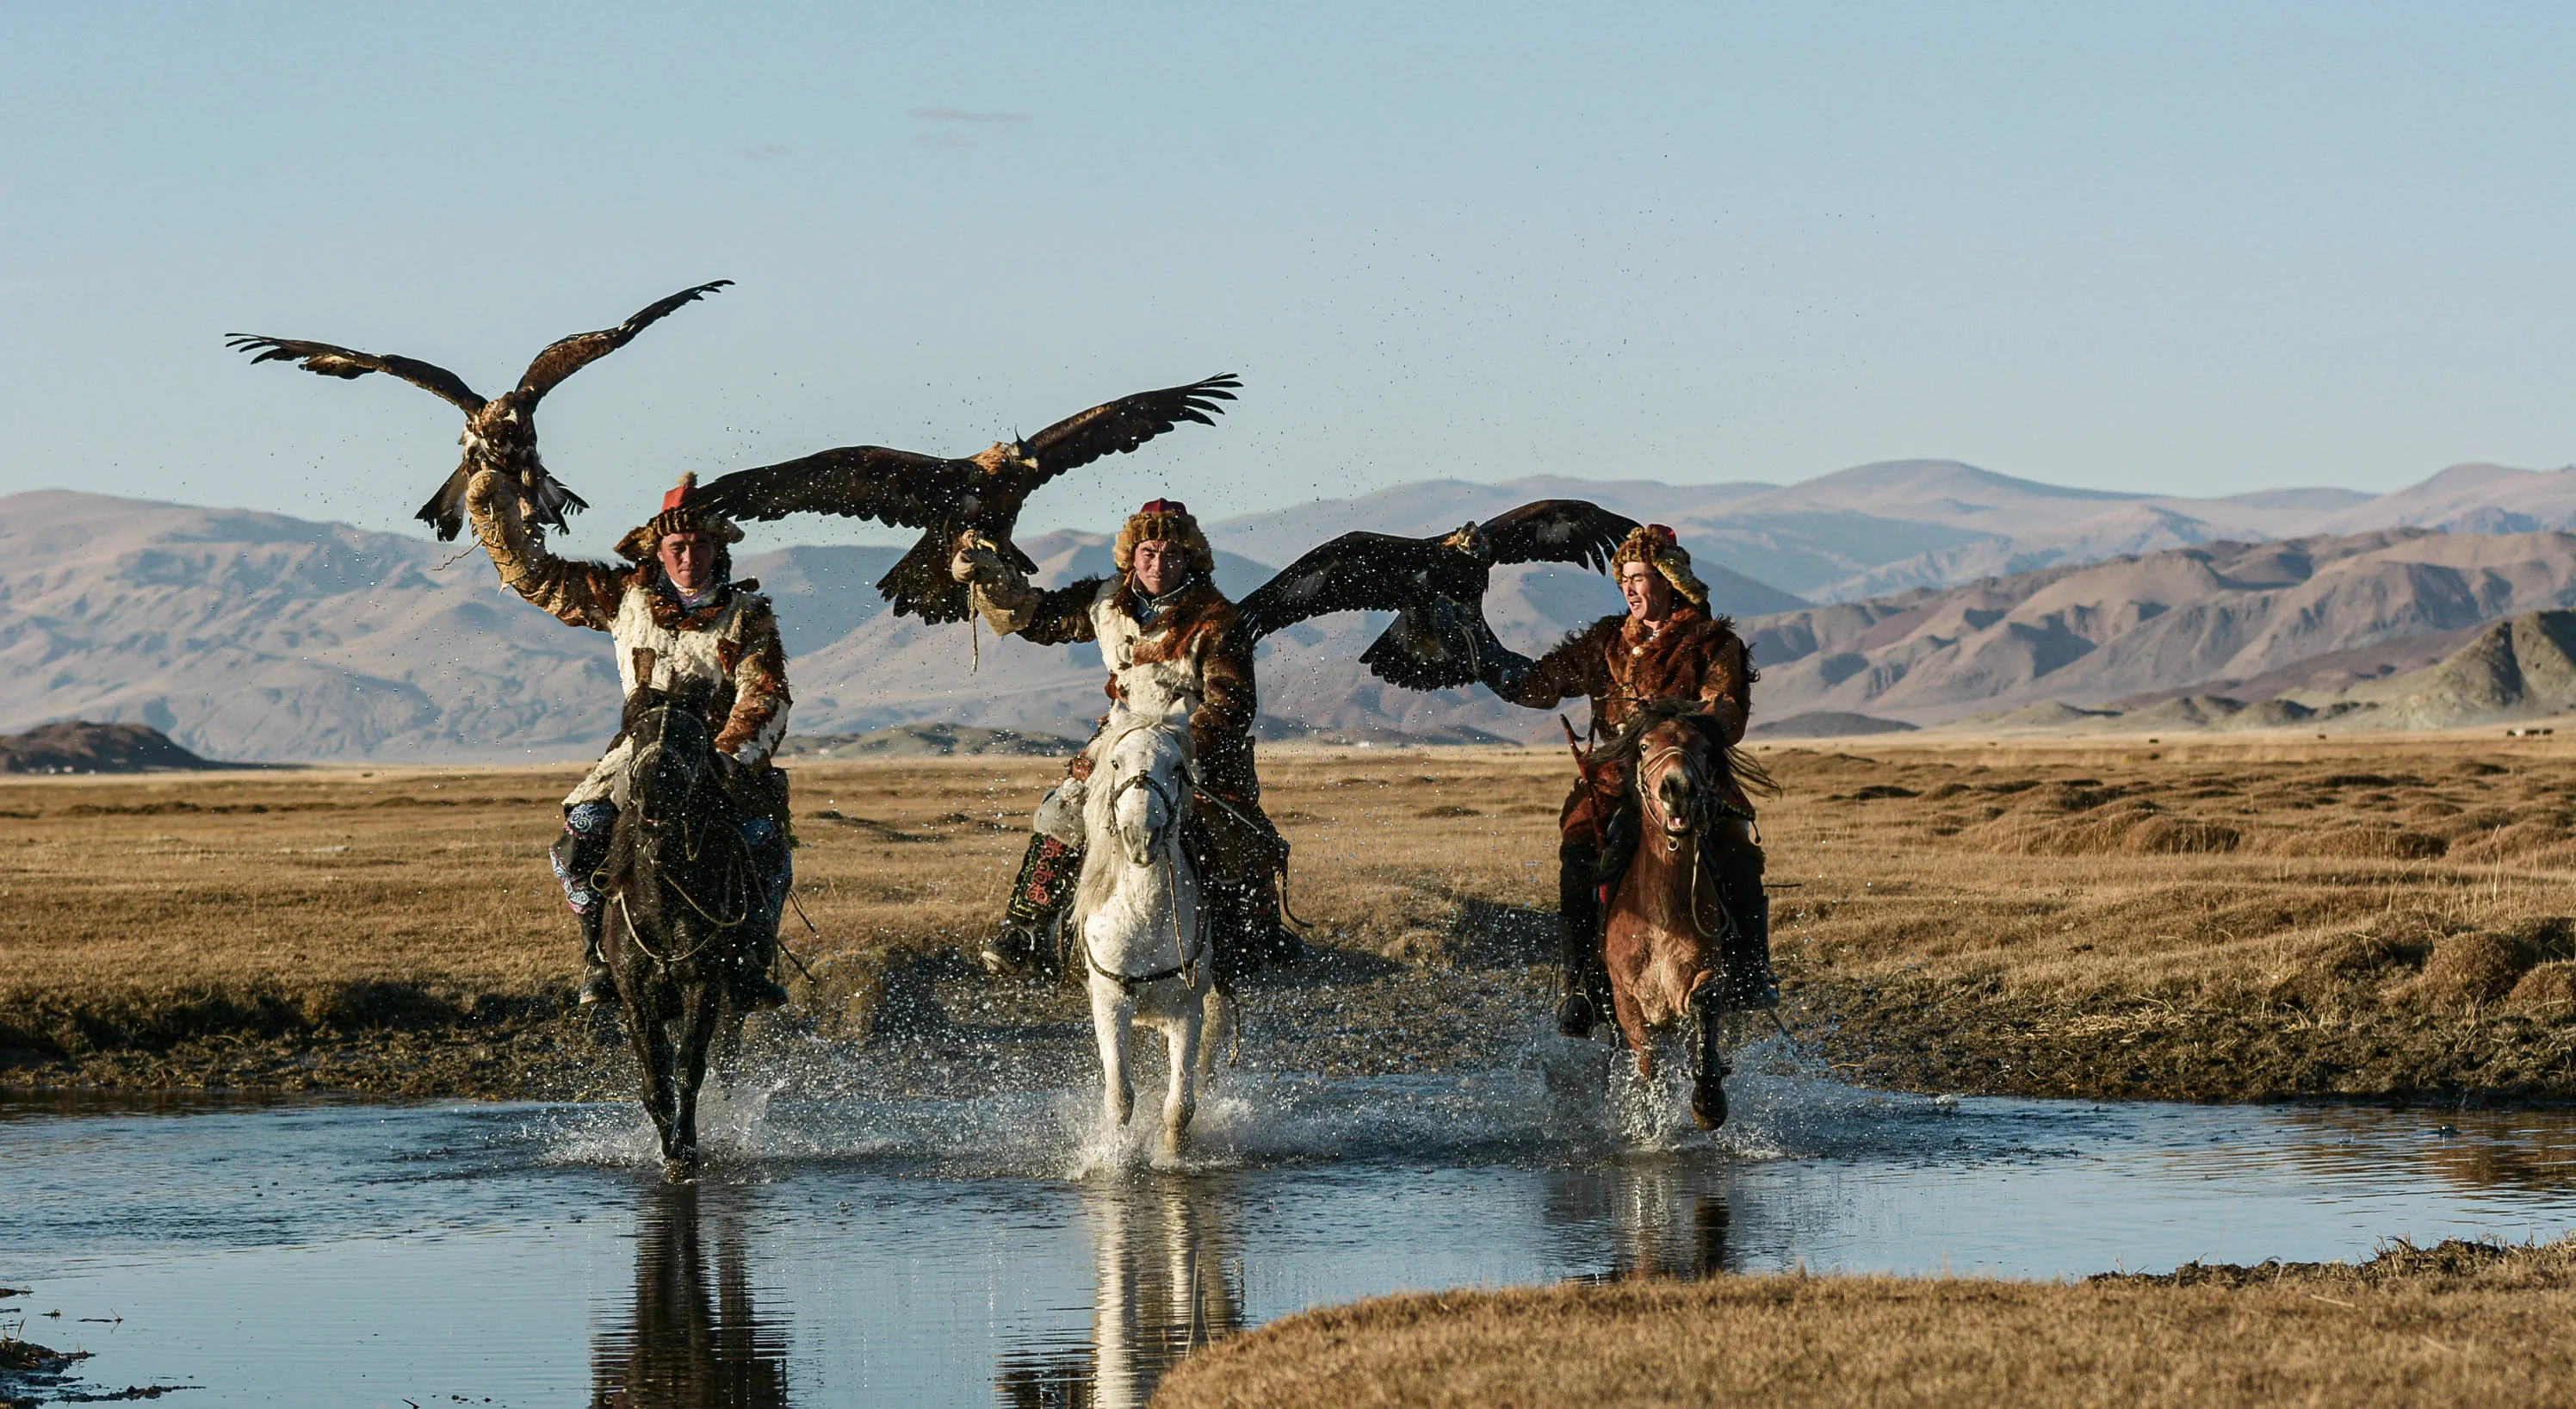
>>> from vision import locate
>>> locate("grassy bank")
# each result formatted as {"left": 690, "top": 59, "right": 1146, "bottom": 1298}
{"left": 5, "top": 735, "right": 2576, "bottom": 1101}
{"left": 1151, "top": 1237, "right": 2576, "bottom": 1408}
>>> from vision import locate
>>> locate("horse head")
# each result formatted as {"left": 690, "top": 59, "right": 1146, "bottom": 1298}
{"left": 1607, "top": 701, "right": 1727, "bottom": 847}
{"left": 619, "top": 682, "right": 722, "bottom": 825}
{"left": 1097, "top": 704, "right": 1195, "bottom": 868}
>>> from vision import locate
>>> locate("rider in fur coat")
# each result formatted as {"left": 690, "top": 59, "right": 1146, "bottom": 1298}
{"left": 951, "top": 498, "right": 1294, "bottom": 981}
{"left": 465, "top": 469, "right": 795, "bottom": 1010}
{"left": 1484, "top": 524, "right": 1774, "bottom": 1036}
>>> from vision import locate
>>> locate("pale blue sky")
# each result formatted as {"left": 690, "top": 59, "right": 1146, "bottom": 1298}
{"left": 3, "top": 3, "right": 2573, "bottom": 557}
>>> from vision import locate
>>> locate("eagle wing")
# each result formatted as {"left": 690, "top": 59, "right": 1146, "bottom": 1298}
{"left": 694, "top": 445, "right": 985, "bottom": 531}
{"left": 1235, "top": 531, "right": 1458, "bottom": 642}
{"left": 1019, "top": 374, "right": 1241, "bottom": 487}
{"left": 511, "top": 279, "right": 732, "bottom": 403}
{"left": 1238, "top": 529, "right": 1528, "bottom": 689}
{"left": 224, "top": 335, "right": 486, "bottom": 413}
{"left": 1480, "top": 499, "right": 1638, "bottom": 571}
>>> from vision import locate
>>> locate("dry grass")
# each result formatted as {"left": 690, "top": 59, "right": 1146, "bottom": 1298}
{"left": 1152, "top": 1237, "right": 2576, "bottom": 1409}
{"left": 6, "top": 732, "right": 2576, "bottom": 1098}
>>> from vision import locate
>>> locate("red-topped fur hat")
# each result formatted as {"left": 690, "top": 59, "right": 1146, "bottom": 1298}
{"left": 616, "top": 472, "right": 746, "bottom": 562}
{"left": 1611, "top": 523, "right": 1711, "bottom": 609}
{"left": 1113, "top": 497, "right": 1214, "bottom": 575}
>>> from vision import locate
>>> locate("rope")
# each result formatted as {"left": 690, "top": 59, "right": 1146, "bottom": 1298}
{"left": 1081, "top": 767, "right": 1208, "bottom": 993}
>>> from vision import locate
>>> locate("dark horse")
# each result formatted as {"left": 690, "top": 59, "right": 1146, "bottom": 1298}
{"left": 600, "top": 683, "right": 762, "bottom": 1180}
{"left": 1590, "top": 698, "right": 1772, "bottom": 1129}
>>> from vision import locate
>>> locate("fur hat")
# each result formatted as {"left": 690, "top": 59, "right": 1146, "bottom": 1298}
{"left": 1612, "top": 524, "right": 1710, "bottom": 610}
{"left": 616, "top": 472, "right": 745, "bottom": 562}
{"left": 1112, "top": 497, "right": 1215, "bottom": 575}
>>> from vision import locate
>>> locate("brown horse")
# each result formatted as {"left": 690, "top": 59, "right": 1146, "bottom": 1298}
{"left": 599, "top": 683, "right": 761, "bottom": 1180}
{"left": 1594, "top": 700, "right": 1766, "bottom": 1129}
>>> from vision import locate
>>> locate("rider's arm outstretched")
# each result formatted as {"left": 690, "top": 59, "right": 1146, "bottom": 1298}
{"left": 464, "top": 469, "right": 626, "bottom": 631}
{"left": 1486, "top": 619, "right": 1619, "bottom": 713}
{"left": 951, "top": 533, "right": 1103, "bottom": 646}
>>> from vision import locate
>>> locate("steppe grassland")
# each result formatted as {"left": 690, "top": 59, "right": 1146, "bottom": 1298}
{"left": 1155, "top": 1238, "right": 2576, "bottom": 1409}
{"left": 5, "top": 734, "right": 2576, "bottom": 1099}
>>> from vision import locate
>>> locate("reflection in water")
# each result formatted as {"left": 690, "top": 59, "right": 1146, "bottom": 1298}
{"left": 1547, "top": 1163, "right": 1735, "bottom": 1282}
{"left": 592, "top": 1184, "right": 791, "bottom": 1408}
{"left": 997, "top": 1176, "right": 1246, "bottom": 1409}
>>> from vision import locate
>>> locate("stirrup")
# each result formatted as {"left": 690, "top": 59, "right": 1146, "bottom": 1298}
{"left": 578, "top": 964, "right": 619, "bottom": 1009}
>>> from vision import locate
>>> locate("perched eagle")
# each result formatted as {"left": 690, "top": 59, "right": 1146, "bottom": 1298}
{"left": 691, "top": 374, "right": 1242, "bottom": 622}
{"left": 1237, "top": 500, "right": 1639, "bottom": 689}
{"left": 226, "top": 280, "right": 732, "bottom": 540}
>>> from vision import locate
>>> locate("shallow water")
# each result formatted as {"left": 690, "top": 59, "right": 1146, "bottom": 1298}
{"left": 8, "top": 1049, "right": 2576, "bottom": 1407}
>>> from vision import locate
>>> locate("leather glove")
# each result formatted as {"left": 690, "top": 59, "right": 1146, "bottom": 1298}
{"left": 950, "top": 531, "right": 1007, "bottom": 586}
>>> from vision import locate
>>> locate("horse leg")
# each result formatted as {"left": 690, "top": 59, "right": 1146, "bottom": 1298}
{"left": 665, "top": 973, "right": 721, "bottom": 1180}
{"left": 1161, "top": 996, "right": 1204, "bottom": 1158}
{"left": 622, "top": 972, "right": 680, "bottom": 1162}
{"left": 1089, "top": 974, "right": 1136, "bottom": 1128}
{"left": 1194, "top": 984, "right": 1231, "bottom": 1089}
{"left": 1603, "top": 916, "right": 1656, "bottom": 1079}
{"left": 1689, "top": 985, "right": 1730, "bottom": 1130}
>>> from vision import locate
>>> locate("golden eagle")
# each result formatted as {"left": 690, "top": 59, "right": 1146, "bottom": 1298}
{"left": 1238, "top": 500, "right": 1638, "bottom": 689}
{"left": 226, "top": 280, "right": 733, "bottom": 540}
{"left": 690, "top": 374, "right": 1241, "bottom": 622}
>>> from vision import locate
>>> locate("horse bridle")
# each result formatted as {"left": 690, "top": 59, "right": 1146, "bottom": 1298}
{"left": 613, "top": 703, "right": 753, "bottom": 965}
{"left": 1084, "top": 760, "right": 1209, "bottom": 992}
{"left": 1638, "top": 740, "right": 1711, "bottom": 852}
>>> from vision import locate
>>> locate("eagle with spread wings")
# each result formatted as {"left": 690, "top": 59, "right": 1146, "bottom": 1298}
{"left": 226, "top": 280, "right": 732, "bottom": 540}
{"left": 1236, "top": 500, "right": 1639, "bottom": 690}
{"left": 690, "top": 374, "right": 1241, "bottom": 623}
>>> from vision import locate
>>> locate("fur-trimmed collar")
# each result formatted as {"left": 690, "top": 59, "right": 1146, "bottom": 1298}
{"left": 1106, "top": 574, "right": 1227, "bottom": 628}
{"left": 640, "top": 572, "right": 760, "bottom": 631}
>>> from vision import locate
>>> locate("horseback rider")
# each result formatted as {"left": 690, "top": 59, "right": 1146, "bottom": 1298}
{"left": 1483, "top": 524, "right": 1774, "bottom": 1036}
{"left": 951, "top": 498, "right": 1297, "bottom": 981}
{"left": 464, "top": 468, "right": 796, "bottom": 1011}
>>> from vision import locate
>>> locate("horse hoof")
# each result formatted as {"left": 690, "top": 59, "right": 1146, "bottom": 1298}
{"left": 1693, "top": 1082, "right": 1727, "bottom": 1130}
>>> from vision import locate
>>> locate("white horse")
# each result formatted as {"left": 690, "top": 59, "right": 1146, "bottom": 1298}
{"left": 1069, "top": 704, "right": 1231, "bottom": 1157}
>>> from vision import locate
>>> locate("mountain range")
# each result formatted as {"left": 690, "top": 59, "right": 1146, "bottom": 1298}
{"left": 8, "top": 456, "right": 2576, "bottom": 760}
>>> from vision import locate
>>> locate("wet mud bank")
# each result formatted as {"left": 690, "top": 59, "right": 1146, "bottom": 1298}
{"left": 1799, "top": 973, "right": 2576, "bottom": 1106}
{"left": 12, "top": 936, "right": 2576, "bottom": 1108}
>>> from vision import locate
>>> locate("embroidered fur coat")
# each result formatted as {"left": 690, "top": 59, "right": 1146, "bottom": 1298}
{"left": 1502, "top": 604, "right": 1754, "bottom": 745}
{"left": 464, "top": 472, "right": 791, "bottom": 808}
{"left": 1002, "top": 574, "right": 1260, "bottom": 804}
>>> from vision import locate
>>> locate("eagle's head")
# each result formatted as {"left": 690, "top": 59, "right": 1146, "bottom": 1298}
{"left": 1440, "top": 521, "right": 1491, "bottom": 562}
{"left": 972, "top": 439, "right": 1043, "bottom": 475}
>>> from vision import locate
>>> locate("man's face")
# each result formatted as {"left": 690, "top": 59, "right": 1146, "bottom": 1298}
{"left": 1620, "top": 561, "right": 1673, "bottom": 623}
{"left": 1131, "top": 539, "right": 1188, "bottom": 597}
{"left": 658, "top": 531, "right": 718, "bottom": 594}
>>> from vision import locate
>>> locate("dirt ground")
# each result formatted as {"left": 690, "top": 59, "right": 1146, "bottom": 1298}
{"left": 5, "top": 733, "right": 2576, "bottom": 1102}
{"left": 1152, "top": 1236, "right": 2576, "bottom": 1409}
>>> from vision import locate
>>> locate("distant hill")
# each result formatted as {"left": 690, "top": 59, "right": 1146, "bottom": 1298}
{"left": 0, "top": 721, "right": 224, "bottom": 773}
{"left": 779, "top": 723, "right": 1082, "bottom": 759}
{"left": 15, "top": 456, "right": 2576, "bottom": 760}
{"left": 2335, "top": 610, "right": 2576, "bottom": 729}
{"left": 1747, "top": 529, "right": 2576, "bottom": 726}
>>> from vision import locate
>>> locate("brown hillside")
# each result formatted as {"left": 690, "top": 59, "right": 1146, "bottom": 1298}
{"left": 1745, "top": 529, "right": 2576, "bottom": 724}
{"left": 0, "top": 721, "right": 219, "bottom": 773}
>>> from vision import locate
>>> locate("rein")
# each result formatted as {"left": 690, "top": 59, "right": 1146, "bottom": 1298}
{"left": 1083, "top": 763, "right": 1209, "bottom": 993}
{"left": 609, "top": 721, "right": 755, "bottom": 970}
{"left": 1634, "top": 738, "right": 1735, "bottom": 943}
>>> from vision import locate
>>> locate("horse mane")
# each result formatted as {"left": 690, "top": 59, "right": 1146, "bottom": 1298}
{"left": 1069, "top": 710, "right": 1193, "bottom": 929}
{"left": 604, "top": 680, "right": 743, "bottom": 898}
{"left": 1593, "top": 698, "right": 1779, "bottom": 798}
